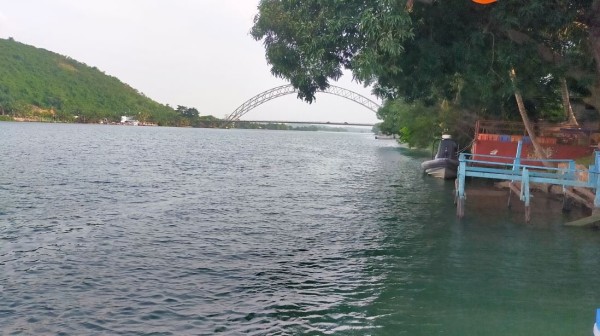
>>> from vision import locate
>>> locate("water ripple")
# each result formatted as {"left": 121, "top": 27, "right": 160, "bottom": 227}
{"left": 1, "top": 124, "right": 599, "bottom": 335}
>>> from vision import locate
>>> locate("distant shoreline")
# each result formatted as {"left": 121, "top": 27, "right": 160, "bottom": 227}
{"left": 0, "top": 117, "right": 372, "bottom": 133}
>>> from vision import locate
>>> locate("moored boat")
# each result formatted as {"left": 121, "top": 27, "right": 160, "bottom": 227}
{"left": 374, "top": 133, "right": 397, "bottom": 140}
{"left": 421, "top": 135, "right": 459, "bottom": 179}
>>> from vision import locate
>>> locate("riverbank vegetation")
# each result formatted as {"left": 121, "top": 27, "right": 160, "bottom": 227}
{"left": 232, "top": 121, "right": 354, "bottom": 132}
{"left": 0, "top": 37, "right": 360, "bottom": 132}
{"left": 0, "top": 38, "right": 217, "bottom": 126}
{"left": 252, "top": 0, "right": 600, "bottom": 149}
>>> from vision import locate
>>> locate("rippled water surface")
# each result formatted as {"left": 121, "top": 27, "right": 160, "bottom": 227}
{"left": 1, "top": 122, "right": 599, "bottom": 335}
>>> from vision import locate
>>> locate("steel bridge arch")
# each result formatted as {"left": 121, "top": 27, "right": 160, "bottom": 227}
{"left": 224, "top": 84, "right": 381, "bottom": 123}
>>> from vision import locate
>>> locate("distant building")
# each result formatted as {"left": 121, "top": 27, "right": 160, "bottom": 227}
{"left": 120, "top": 116, "right": 139, "bottom": 126}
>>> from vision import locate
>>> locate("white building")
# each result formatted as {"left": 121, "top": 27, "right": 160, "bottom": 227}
{"left": 120, "top": 116, "right": 139, "bottom": 126}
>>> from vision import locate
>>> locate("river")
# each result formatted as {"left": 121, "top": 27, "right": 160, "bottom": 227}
{"left": 0, "top": 122, "right": 598, "bottom": 335}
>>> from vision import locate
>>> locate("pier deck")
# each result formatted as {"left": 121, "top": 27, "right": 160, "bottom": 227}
{"left": 456, "top": 141, "right": 600, "bottom": 222}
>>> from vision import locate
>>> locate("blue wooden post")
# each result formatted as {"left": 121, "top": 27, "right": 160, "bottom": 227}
{"left": 594, "top": 151, "right": 600, "bottom": 212}
{"left": 508, "top": 140, "right": 524, "bottom": 209}
{"left": 513, "top": 140, "right": 523, "bottom": 173}
{"left": 522, "top": 168, "right": 531, "bottom": 222}
{"left": 456, "top": 153, "right": 467, "bottom": 218}
{"left": 567, "top": 160, "right": 576, "bottom": 180}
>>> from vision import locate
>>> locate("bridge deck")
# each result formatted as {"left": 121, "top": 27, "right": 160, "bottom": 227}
{"left": 223, "top": 84, "right": 381, "bottom": 127}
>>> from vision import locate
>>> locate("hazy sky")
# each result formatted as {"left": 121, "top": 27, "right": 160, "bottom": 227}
{"left": 0, "top": 0, "right": 381, "bottom": 124}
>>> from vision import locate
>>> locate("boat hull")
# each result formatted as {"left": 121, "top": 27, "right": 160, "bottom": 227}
{"left": 421, "top": 158, "right": 458, "bottom": 179}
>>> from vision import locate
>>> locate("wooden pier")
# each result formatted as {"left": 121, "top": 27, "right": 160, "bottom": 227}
{"left": 455, "top": 141, "right": 600, "bottom": 222}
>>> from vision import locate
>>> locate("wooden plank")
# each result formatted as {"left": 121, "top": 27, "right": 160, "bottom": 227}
{"left": 573, "top": 187, "right": 595, "bottom": 200}
{"left": 461, "top": 189, "right": 507, "bottom": 197}
{"left": 508, "top": 182, "right": 521, "bottom": 196}
{"left": 528, "top": 176, "right": 590, "bottom": 188}
{"left": 467, "top": 171, "right": 523, "bottom": 181}
{"left": 564, "top": 188, "right": 594, "bottom": 209}
{"left": 465, "top": 167, "right": 588, "bottom": 187}
{"left": 466, "top": 166, "right": 519, "bottom": 175}
{"left": 564, "top": 214, "right": 600, "bottom": 227}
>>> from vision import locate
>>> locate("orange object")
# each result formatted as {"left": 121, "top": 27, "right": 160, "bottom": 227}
{"left": 472, "top": 0, "right": 497, "bottom": 4}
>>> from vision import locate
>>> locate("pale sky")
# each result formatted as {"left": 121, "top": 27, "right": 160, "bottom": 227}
{"left": 0, "top": 0, "right": 381, "bottom": 124}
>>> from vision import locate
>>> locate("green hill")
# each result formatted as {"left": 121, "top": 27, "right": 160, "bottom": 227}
{"left": 0, "top": 38, "right": 178, "bottom": 125}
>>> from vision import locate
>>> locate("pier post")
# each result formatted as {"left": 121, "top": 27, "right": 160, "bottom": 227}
{"left": 508, "top": 141, "right": 524, "bottom": 209}
{"left": 594, "top": 151, "right": 600, "bottom": 214}
{"left": 513, "top": 140, "right": 523, "bottom": 173}
{"left": 567, "top": 160, "right": 576, "bottom": 181}
{"left": 522, "top": 168, "right": 531, "bottom": 222}
{"left": 456, "top": 153, "right": 467, "bottom": 218}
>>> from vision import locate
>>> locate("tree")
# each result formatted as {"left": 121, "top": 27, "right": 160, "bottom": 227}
{"left": 176, "top": 105, "right": 200, "bottom": 118}
{"left": 252, "top": 0, "right": 600, "bottom": 150}
{"left": 0, "top": 88, "right": 15, "bottom": 115}
{"left": 253, "top": 0, "right": 598, "bottom": 105}
{"left": 252, "top": 0, "right": 414, "bottom": 102}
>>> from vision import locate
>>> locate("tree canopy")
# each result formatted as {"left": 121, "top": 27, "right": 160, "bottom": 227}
{"left": 252, "top": 0, "right": 600, "bottom": 146}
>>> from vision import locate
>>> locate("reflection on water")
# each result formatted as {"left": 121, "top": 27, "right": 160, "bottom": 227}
{"left": 0, "top": 122, "right": 598, "bottom": 335}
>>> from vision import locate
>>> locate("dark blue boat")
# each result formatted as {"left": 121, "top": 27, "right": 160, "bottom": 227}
{"left": 421, "top": 135, "right": 459, "bottom": 179}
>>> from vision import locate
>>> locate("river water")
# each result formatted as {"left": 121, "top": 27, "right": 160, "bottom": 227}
{"left": 0, "top": 122, "right": 598, "bottom": 335}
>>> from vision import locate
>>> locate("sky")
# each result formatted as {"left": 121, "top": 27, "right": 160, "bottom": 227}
{"left": 0, "top": 0, "right": 381, "bottom": 124}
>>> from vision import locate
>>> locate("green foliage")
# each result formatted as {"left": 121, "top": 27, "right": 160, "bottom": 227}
{"left": 234, "top": 121, "right": 290, "bottom": 130}
{"left": 196, "top": 115, "right": 221, "bottom": 128}
{"left": 378, "top": 94, "right": 478, "bottom": 148}
{"left": 252, "top": 0, "right": 600, "bottom": 147}
{"left": 252, "top": 0, "right": 414, "bottom": 101}
{"left": 371, "top": 123, "right": 381, "bottom": 134}
{"left": 377, "top": 99, "right": 464, "bottom": 148}
{"left": 172, "top": 105, "right": 221, "bottom": 127}
{"left": 0, "top": 38, "right": 178, "bottom": 124}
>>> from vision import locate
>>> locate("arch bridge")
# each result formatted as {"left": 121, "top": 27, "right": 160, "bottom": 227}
{"left": 223, "top": 84, "right": 381, "bottom": 125}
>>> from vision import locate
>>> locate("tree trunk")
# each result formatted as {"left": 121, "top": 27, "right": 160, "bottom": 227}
{"left": 586, "top": 0, "right": 600, "bottom": 115}
{"left": 509, "top": 69, "right": 549, "bottom": 162}
{"left": 590, "top": 0, "right": 600, "bottom": 78}
{"left": 560, "top": 78, "right": 578, "bottom": 126}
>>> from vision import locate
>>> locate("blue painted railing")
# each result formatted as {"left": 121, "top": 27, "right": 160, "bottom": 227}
{"left": 456, "top": 141, "right": 600, "bottom": 221}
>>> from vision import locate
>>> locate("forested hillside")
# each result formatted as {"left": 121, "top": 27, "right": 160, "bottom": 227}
{"left": 0, "top": 38, "right": 178, "bottom": 125}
